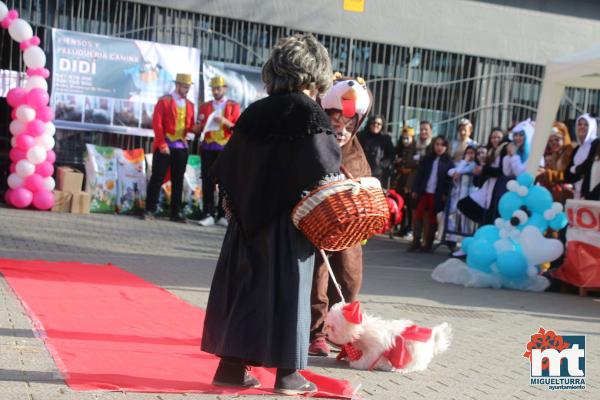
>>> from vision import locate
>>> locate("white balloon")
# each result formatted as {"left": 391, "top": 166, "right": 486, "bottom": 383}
{"left": 15, "top": 159, "right": 35, "bottom": 178}
{"left": 10, "top": 136, "right": 17, "bottom": 147}
{"left": 518, "top": 226, "right": 564, "bottom": 266}
{"left": 35, "top": 134, "right": 55, "bottom": 151}
{"left": 506, "top": 180, "right": 519, "bottom": 192}
{"left": 9, "top": 120, "right": 26, "bottom": 136}
{"left": 8, "top": 19, "right": 33, "bottom": 43}
{"left": 25, "top": 76, "right": 48, "bottom": 91}
{"left": 42, "top": 176, "right": 55, "bottom": 191}
{"left": 23, "top": 46, "right": 46, "bottom": 69}
{"left": 16, "top": 105, "right": 36, "bottom": 122}
{"left": 494, "top": 218, "right": 505, "bottom": 229}
{"left": 7, "top": 173, "right": 24, "bottom": 189}
{"left": 551, "top": 202, "right": 563, "bottom": 213}
{"left": 44, "top": 122, "right": 56, "bottom": 136}
{"left": 543, "top": 209, "right": 555, "bottom": 221}
{"left": 0, "top": 3, "right": 8, "bottom": 20}
{"left": 26, "top": 145, "right": 46, "bottom": 164}
{"left": 499, "top": 228, "right": 510, "bottom": 239}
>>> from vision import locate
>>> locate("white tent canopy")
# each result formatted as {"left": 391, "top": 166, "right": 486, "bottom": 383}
{"left": 527, "top": 46, "right": 600, "bottom": 174}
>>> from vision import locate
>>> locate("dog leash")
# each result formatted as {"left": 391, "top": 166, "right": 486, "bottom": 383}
{"left": 320, "top": 248, "right": 346, "bottom": 304}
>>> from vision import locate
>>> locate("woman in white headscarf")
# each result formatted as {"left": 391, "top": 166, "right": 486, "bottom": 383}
{"left": 565, "top": 113, "right": 599, "bottom": 199}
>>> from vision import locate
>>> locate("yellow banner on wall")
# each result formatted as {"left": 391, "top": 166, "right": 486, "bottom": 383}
{"left": 343, "top": 0, "right": 365, "bottom": 13}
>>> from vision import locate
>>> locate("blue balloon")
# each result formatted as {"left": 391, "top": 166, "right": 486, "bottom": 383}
{"left": 517, "top": 173, "right": 534, "bottom": 188}
{"left": 499, "top": 192, "right": 523, "bottom": 219}
{"left": 524, "top": 186, "right": 553, "bottom": 214}
{"left": 496, "top": 250, "right": 528, "bottom": 279}
{"left": 549, "top": 212, "right": 568, "bottom": 231}
{"left": 462, "top": 237, "right": 474, "bottom": 253}
{"left": 466, "top": 239, "right": 497, "bottom": 273}
{"left": 526, "top": 213, "right": 548, "bottom": 232}
{"left": 474, "top": 224, "right": 501, "bottom": 243}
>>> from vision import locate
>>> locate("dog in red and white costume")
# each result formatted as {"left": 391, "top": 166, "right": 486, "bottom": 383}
{"left": 324, "top": 301, "right": 451, "bottom": 372}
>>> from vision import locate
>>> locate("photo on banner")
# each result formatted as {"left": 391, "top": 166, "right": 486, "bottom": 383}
{"left": 202, "top": 61, "right": 266, "bottom": 110}
{"left": 51, "top": 29, "right": 201, "bottom": 137}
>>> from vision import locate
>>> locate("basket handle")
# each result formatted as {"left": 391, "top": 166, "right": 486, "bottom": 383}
{"left": 340, "top": 165, "right": 354, "bottom": 180}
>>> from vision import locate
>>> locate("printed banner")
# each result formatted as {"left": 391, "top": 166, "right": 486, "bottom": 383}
{"left": 51, "top": 29, "right": 201, "bottom": 137}
{"left": 565, "top": 199, "right": 600, "bottom": 248}
{"left": 202, "top": 61, "right": 266, "bottom": 110}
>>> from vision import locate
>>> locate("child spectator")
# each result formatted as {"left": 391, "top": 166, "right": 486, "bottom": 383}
{"left": 458, "top": 128, "right": 507, "bottom": 226}
{"left": 408, "top": 136, "right": 453, "bottom": 253}
{"left": 446, "top": 146, "right": 477, "bottom": 256}
{"left": 450, "top": 118, "right": 477, "bottom": 162}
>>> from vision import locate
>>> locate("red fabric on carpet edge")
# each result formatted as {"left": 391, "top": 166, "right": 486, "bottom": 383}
{"left": 0, "top": 259, "right": 355, "bottom": 399}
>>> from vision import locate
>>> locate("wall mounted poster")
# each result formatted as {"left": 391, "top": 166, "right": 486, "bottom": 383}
{"left": 51, "top": 29, "right": 201, "bottom": 137}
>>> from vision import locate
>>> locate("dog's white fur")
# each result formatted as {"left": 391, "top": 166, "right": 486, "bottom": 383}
{"left": 324, "top": 302, "right": 452, "bottom": 372}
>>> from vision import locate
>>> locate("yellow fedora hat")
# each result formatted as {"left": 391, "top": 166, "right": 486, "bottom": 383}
{"left": 209, "top": 76, "right": 226, "bottom": 87}
{"left": 174, "top": 73, "right": 193, "bottom": 86}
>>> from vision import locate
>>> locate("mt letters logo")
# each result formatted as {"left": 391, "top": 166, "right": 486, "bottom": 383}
{"left": 524, "top": 327, "right": 585, "bottom": 390}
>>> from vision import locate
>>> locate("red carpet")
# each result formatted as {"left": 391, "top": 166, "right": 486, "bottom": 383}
{"left": 0, "top": 259, "right": 354, "bottom": 398}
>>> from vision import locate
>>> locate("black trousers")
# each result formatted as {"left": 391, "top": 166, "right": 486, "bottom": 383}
{"left": 200, "top": 148, "right": 224, "bottom": 219}
{"left": 146, "top": 148, "right": 188, "bottom": 216}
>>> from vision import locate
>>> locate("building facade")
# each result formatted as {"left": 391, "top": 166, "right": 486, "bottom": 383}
{"left": 1, "top": 0, "right": 599, "bottom": 176}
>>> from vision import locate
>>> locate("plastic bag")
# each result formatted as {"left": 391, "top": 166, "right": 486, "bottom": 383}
{"left": 432, "top": 258, "right": 550, "bottom": 292}
{"left": 85, "top": 144, "right": 118, "bottom": 213}
{"left": 116, "top": 148, "right": 146, "bottom": 215}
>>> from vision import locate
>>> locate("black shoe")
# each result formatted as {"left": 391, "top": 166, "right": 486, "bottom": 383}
{"left": 274, "top": 369, "right": 317, "bottom": 395}
{"left": 142, "top": 211, "right": 155, "bottom": 221}
{"left": 170, "top": 214, "right": 187, "bottom": 223}
{"left": 212, "top": 359, "right": 261, "bottom": 389}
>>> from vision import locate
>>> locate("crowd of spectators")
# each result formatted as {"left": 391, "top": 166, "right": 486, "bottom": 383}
{"left": 361, "top": 114, "right": 600, "bottom": 255}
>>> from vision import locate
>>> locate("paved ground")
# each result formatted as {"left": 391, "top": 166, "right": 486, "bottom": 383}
{"left": 0, "top": 206, "right": 598, "bottom": 400}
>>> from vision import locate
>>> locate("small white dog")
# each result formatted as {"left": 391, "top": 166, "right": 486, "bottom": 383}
{"left": 324, "top": 301, "right": 451, "bottom": 373}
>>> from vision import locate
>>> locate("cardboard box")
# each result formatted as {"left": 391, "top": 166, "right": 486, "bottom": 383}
{"left": 71, "top": 192, "right": 91, "bottom": 214}
{"left": 57, "top": 166, "right": 84, "bottom": 193}
{"left": 51, "top": 190, "right": 72, "bottom": 212}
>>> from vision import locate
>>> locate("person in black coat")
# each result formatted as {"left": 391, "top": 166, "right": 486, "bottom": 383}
{"left": 408, "top": 136, "right": 453, "bottom": 252}
{"left": 358, "top": 114, "right": 396, "bottom": 187}
{"left": 201, "top": 34, "right": 340, "bottom": 395}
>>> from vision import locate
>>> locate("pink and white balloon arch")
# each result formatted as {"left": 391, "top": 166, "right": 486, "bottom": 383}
{"left": 2, "top": 1, "right": 55, "bottom": 210}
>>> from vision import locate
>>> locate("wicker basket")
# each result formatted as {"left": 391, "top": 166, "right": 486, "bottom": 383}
{"left": 291, "top": 176, "right": 389, "bottom": 251}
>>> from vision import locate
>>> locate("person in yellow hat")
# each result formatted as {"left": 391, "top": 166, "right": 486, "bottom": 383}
{"left": 144, "top": 73, "right": 200, "bottom": 222}
{"left": 197, "top": 75, "right": 241, "bottom": 227}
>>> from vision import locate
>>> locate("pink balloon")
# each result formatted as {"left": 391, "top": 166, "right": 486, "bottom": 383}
{"left": 4, "top": 189, "right": 14, "bottom": 206}
{"left": 32, "top": 190, "right": 54, "bottom": 210}
{"left": 9, "top": 148, "right": 27, "bottom": 163}
{"left": 36, "top": 106, "right": 54, "bottom": 122}
{"left": 11, "top": 187, "right": 33, "bottom": 208}
{"left": 26, "top": 119, "right": 45, "bottom": 136}
{"left": 6, "top": 88, "right": 27, "bottom": 108}
{"left": 45, "top": 150, "right": 56, "bottom": 164}
{"left": 35, "top": 161, "right": 54, "bottom": 177}
{"left": 24, "top": 173, "right": 45, "bottom": 192}
{"left": 15, "top": 133, "right": 35, "bottom": 150}
{"left": 9, "top": 163, "right": 16, "bottom": 174}
{"left": 11, "top": 109, "right": 18, "bottom": 120}
{"left": 26, "top": 88, "right": 49, "bottom": 109}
